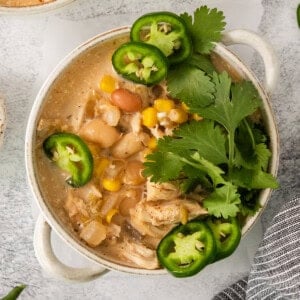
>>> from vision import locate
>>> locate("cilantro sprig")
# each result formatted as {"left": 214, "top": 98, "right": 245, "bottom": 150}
{"left": 144, "top": 72, "right": 278, "bottom": 218}
{"left": 180, "top": 6, "right": 226, "bottom": 54}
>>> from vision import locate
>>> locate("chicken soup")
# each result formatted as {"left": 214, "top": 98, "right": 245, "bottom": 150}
{"left": 34, "top": 7, "right": 278, "bottom": 277}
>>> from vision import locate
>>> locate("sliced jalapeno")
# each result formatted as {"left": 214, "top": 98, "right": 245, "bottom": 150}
{"left": 112, "top": 41, "right": 168, "bottom": 86}
{"left": 43, "top": 132, "right": 93, "bottom": 188}
{"left": 207, "top": 217, "right": 241, "bottom": 261}
{"left": 130, "top": 12, "right": 192, "bottom": 64}
{"left": 157, "top": 220, "right": 216, "bottom": 277}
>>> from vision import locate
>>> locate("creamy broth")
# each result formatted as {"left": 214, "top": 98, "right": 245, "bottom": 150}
{"left": 0, "top": 0, "right": 54, "bottom": 7}
{"left": 35, "top": 34, "right": 244, "bottom": 269}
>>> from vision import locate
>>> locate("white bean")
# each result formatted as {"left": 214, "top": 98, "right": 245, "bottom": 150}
{"left": 79, "top": 118, "right": 120, "bottom": 148}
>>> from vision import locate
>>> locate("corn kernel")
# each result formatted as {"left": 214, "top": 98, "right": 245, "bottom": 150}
{"left": 154, "top": 99, "right": 175, "bottom": 112}
{"left": 95, "top": 158, "right": 110, "bottom": 178}
{"left": 180, "top": 205, "right": 188, "bottom": 225}
{"left": 181, "top": 102, "right": 189, "bottom": 112}
{"left": 102, "top": 178, "right": 121, "bottom": 192}
{"left": 147, "top": 137, "right": 157, "bottom": 150}
{"left": 106, "top": 208, "right": 119, "bottom": 224}
{"left": 142, "top": 107, "right": 158, "bottom": 127}
{"left": 100, "top": 75, "right": 116, "bottom": 93}
{"left": 192, "top": 113, "right": 204, "bottom": 121}
{"left": 169, "top": 108, "right": 188, "bottom": 124}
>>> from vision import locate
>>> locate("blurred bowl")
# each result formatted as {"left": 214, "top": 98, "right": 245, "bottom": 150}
{"left": 0, "top": 0, "right": 74, "bottom": 14}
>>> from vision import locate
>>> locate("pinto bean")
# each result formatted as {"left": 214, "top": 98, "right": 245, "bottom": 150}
{"left": 111, "top": 88, "right": 142, "bottom": 112}
{"left": 79, "top": 118, "right": 120, "bottom": 148}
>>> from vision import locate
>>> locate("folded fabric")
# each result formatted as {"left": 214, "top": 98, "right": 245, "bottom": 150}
{"left": 214, "top": 197, "right": 300, "bottom": 300}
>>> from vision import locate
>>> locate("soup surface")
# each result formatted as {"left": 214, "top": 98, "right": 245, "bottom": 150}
{"left": 35, "top": 34, "right": 244, "bottom": 269}
{"left": 0, "top": 0, "right": 54, "bottom": 7}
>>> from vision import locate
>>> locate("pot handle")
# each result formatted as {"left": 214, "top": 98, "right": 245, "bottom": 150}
{"left": 222, "top": 29, "right": 279, "bottom": 94}
{"left": 34, "top": 214, "right": 109, "bottom": 282}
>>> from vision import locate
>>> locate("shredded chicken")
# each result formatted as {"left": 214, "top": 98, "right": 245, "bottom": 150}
{"left": 131, "top": 198, "right": 207, "bottom": 227}
{"left": 37, "top": 118, "right": 70, "bottom": 141}
{"left": 65, "top": 196, "right": 89, "bottom": 219}
{"left": 146, "top": 180, "right": 181, "bottom": 201}
{"left": 64, "top": 184, "right": 103, "bottom": 227}
{"left": 121, "top": 238, "right": 160, "bottom": 269}
{"left": 149, "top": 125, "right": 165, "bottom": 139}
{"left": 69, "top": 183, "right": 102, "bottom": 200}
{"left": 94, "top": 99, "right": 121, "bottom": 126}
{"left": 107, "top": 223, "right": 121, "bottom": 239}
{"left": 130, "top": 112, "right": 142, "bottom": 133}
{"left": 130, "top": 213, "right": 172, "bottom": 237}
{"left": 70, "top": 91, "right": 98, "bottom": 131}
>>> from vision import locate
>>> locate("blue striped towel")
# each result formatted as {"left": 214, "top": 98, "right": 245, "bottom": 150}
{"left": 214, "top": 197, "right": 300, "bottom": 300}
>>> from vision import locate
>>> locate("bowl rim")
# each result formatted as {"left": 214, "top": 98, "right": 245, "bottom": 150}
{"left": 25, "top": 26, "right": 279, "bottom": 275}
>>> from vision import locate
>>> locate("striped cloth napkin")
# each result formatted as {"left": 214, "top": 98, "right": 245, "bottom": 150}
{"left": 214, "top": 197, "right": 300, "bottom": 300}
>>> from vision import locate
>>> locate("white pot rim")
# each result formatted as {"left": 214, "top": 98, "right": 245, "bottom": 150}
{"left": 25, "top": 26, "right": 280, "bottom": 276}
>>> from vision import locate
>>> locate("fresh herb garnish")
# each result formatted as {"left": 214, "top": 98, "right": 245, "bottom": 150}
{"left": 167, "top": 64, "right": 215, "bottom": 108}
{"left": 203, "top": 183, "right": 241, "bottom": 219}
{"left": 180, "top": 6, "right": 226, "bottom": 54}
{"left": 144, "top": 70, "right": 279, "bottom": 218}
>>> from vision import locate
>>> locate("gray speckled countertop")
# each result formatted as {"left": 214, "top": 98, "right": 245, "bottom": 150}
{"left": 0, "top": 0, "right": 299, "bottom": 299}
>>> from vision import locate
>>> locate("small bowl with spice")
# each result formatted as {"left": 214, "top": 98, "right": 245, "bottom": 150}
{"left": 25, "top": 6, "right": 279, "bottom": 281}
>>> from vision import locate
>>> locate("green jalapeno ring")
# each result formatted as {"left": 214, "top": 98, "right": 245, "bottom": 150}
{"left": 130, "top": 11, "right": 192, "bottom": 64}
{"left": 207, "top": 217, "right": 241, "bottom": 261}
{"left": 43, "top": 132, "right": 93, "bottom": 188}
{"left": 112, "top": 41, "right": 168, "bottom": 86}
{"left": 157, "top": 220, "right": 216, "bottom": 278}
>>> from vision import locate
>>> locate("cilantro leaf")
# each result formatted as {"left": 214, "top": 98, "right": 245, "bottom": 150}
{"left": 189, "top": 152, "right": 226, "bottom": 187}
{"left": 203, "top": 183, "right": 241, "bottom": 218}
{"left": 180, "top": 6, "right": 226, "bottom": 54}
{"left": 143, "top": 151, "right": 183, "bottom": 182}
{"left": 255, "top": 144, "right": 272, "bottom": 171}
{"left": 158, "top": 120, "right": 228, "bottom": 165}
{"left": 235, "top": 120, "right": 271, "bottom": 171}
{"left": 167, "top": 64, "right": 215, "bottom": 108}
{"left": 238, "top": 188, "right": 261, "bottom": 216}
{"left": 230, "top": 168, "right": 279, "bottom": 189}
{"left": 179, "top": 164, "right": 209, "bottom": 193}
{"left": 198, "top": 72, "right": 261, "bottom": 133}
{"left": 235, "top": 143, "right": 271, "bottom": 171}
{"left": 187, "top": 53, "right": 216, "bottom": 75}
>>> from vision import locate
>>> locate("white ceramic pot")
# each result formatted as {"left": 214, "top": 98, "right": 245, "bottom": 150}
{"left": 25, "top": 26, "right": 280, "bottom": 282}
{"left": 0, "top": 0, "right": 74, "bottom": 15}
